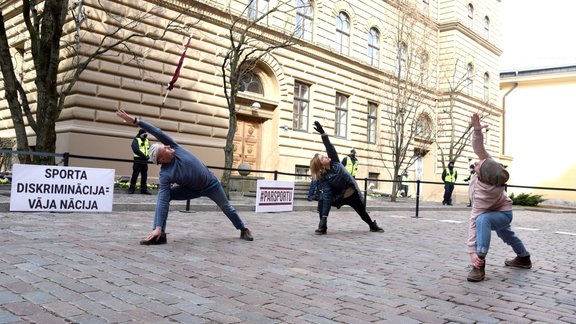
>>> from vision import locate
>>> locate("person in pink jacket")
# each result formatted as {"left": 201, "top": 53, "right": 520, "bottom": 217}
{"left": 467, "top": 113, "right": 531, "bottom": 282}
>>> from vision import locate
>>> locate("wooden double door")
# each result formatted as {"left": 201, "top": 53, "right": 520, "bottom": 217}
{"left": 233, "top": 118, "right": 261, "bottom": 171}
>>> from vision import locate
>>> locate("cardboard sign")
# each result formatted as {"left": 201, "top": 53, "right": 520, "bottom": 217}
{"left": 255, "top": 180, "right": 294, "bottom": 213}
{"left": 10, "top": 164, "right": 115, "bottom": 212}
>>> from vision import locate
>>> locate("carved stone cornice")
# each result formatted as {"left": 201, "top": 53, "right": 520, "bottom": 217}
{"left": 438, "top": 21, "right": 502, "bottom": 56}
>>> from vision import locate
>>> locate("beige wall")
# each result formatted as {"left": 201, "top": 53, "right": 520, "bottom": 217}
{"left": 501, "top": 69, "right": 576, "bottom": 202}
{"left": 0, "top": 0, "right": 503, "bottom": 200}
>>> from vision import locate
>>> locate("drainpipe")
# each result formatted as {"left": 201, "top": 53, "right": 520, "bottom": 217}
{"left": 501, "top": 81, "right": 518, "bottom": 155}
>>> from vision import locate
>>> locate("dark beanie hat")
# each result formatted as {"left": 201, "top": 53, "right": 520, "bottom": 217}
{"left": 137, "top": 129, "right": 147, "bottom": 136}
{"left": 479, "top": 159, "right": 509, "bottom": 187}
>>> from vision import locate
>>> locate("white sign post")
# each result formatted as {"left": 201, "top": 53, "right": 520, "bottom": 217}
{"left": 255, "top": 180, "right": 294, "bottom": 213}
{"left": 10, "top": 164, "right": 115, "bottom": 212}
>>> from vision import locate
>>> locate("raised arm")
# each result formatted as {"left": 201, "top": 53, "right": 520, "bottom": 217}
{"left": 314, "top": 121, "right": 340, "bottom": 163}
{"left": 116, "top": 108, "right": 177, "bottom": 147}
{"left": 471, "top": 113, "right": 490, "bottom": 160}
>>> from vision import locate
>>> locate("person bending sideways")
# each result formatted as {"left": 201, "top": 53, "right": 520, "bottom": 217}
{"left": 309, "top": 121, "right": 384, "bottom": 235}
{"left": 116, "top": 108, "right": 254, "bottom": 244}
{"left": 466, "top": 113, "right": 531, "bottom": 282}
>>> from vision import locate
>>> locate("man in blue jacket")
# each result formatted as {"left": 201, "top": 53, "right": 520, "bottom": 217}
{"left": 116, "top": 109, "right": 254, "bottom": 244}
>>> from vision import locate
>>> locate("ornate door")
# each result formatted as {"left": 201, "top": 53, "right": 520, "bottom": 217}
{"left": 233, "top": 118, "right": 260, "bottom": 171}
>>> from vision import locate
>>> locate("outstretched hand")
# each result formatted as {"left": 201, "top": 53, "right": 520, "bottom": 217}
{"left": 313, "top": 121, "right": 325, "bottom": 134}
{"left": 116, "top": 108, "right": 136, "bottom": 125}
{"left": 471, "top": 113, "right": 489, "bottom": 131}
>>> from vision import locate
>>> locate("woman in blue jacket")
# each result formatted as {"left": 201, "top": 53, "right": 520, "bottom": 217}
{"left": 309, "top": 121, "right": 384, "bottom": 235}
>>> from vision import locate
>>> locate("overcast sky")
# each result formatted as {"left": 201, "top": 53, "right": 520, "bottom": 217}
{"left": 500, "top": 0, "right": 576, "bottom": 71}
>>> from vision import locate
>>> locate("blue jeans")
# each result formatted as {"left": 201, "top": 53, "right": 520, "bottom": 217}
{"left": 475, "top": 210, "right": 529, "bottom": 257}
{"left": 159, "top": 174, "right": 245, "bottom": 230}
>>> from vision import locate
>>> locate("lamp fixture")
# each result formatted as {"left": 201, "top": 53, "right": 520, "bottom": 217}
{"left": 251, "top": 102, "right": 261, "bottom": 111}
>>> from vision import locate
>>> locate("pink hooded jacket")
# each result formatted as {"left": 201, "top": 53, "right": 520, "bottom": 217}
{"left": 467, "top": 129, "right": 512, "bottom": 253}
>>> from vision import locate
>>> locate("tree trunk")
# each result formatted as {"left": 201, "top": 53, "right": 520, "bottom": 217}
{"left": 0, "top": 13, "right": 31, "bottom": 164}
{"left": 221, "top": 104, "right": 238, "bottom": 198}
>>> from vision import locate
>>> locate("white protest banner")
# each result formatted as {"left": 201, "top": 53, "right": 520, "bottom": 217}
{"left": 10, "top": 164, "right": 115, "bottom": 212}
{"left": 255, "top": 180, "right": 294, "bottom": 213}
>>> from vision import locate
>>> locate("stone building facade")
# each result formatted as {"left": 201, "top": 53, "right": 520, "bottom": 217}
{"left": 0, "top": 0, "right": 503, "bottom": 201}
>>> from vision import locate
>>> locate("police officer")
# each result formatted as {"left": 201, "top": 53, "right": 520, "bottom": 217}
{"left": 129, "top": 129, "right": 151, "bottom": 194}
{"left": 342, "top": 149, "right": 359, "bottom": 178}
{"left": 442, "top": 161, "right": 457, "bottom": 205}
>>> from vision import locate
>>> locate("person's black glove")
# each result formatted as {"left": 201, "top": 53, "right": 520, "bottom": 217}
{"left": 313, "top": 121, "right": 325, "bottom": 134}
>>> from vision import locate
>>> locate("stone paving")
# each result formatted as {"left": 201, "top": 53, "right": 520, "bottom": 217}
{"left": 0, "top": 193, "right": 575, "bottom": 323}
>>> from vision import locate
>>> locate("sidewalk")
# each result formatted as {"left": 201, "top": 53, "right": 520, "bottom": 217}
{"left": 1, "top": 186, "right": 573, "bottom": 214}
{"left": 1, "top": 190, "right": 575, "bottom": 323}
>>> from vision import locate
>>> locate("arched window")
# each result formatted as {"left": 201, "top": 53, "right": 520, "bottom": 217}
{"left": 368, "top": 27, "right": 380, "bottom": 67}
{"left": 335, "top": 12, "right": 350, "bottom": 55}
{"left": 296, "top": 0, "right": 313, "bottom": 41}
{"left": 239, "top": 71, "right": 264, "bottom": 95}
{"left": 483, "top": 72, "right": 490, "bottom": 102}
{"left": 397, "top": 42, "right": 408, "bottom": 77}
{"left": 484, "top": 16, "right": 490, "bottom": 39}
{"left": 467, "top": 3, "right": 474, "bottom": 29}
{"left": 420, "top": 51, "right": 429, "bottom": 85}
{"left": 415, "top": 113, "right": 433, "bottom": 139}
{"left": 466, "top": 63, "right": 474, "bottom": 95}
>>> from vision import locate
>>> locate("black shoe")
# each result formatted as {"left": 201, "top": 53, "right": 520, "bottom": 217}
{"left": 140, "top": 232, "right": 167, "bottom": 245}
{"left": 141, "top": 190, "right": 151, "bottom": 195}
{"left": 505, "top": 255, "right": 532, "bottom": 269}
{"left": 128, "top": 189, "right": 135, "bottom": 194}
{"left": 315, "top": 217, "right": 327, "bottom": 235}
{"left": 240, "top": 228, "right": 254, "bottom": 241}
{"left": 467, "top": 204, "right": 472, "bottom": 207}
{"left": 307, "top": 197, "right": 313, "bottom": 201}
{"left": 442, "top": 201, "right": 446, "bottom": 205}
{"left": 370, "top": 220, "right": 384, "bottom": 233}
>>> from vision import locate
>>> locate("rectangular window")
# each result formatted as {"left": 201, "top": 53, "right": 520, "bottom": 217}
{"left": 248, "top": 0, "right": 269, "bottom": 23}
{"left": 367, "top": 102, "right": 377, "bottom": 144}
{"left": 420, "top": 0, "right": 429, "bottom": 15}
{"left": 335, "top": 93, "right": 348, "bottom": 137}
{"left": 14, "top": 43, "right": 25, "bottom": 83}
{"left": 397, "top": 42, "right": 407, "bottom": 78}
{"left": 368, "top": 172, "right": 380, "bottom": 189}
{"left": 293, "top": 82, "right": 310, "bottom": 131}
{"left": 295, "top": 165, "right": 310, "bottom": 181}
{"left": 296, "top": 0, "right": 313, "bottom": 41}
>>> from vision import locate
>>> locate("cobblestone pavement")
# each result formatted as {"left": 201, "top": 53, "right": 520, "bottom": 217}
{"left": 0, "top": 198, "right": 575, "bottom": 323}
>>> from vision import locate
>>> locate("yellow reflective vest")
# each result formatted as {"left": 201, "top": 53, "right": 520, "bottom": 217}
{"left": 344, "top": 157, "right": 359, "bottom": 176}
{"left": 444, "top": 169, "right": 457, "bottom": 183}
{"left": 134, "top": 138, "right": 150, "bottom": 158}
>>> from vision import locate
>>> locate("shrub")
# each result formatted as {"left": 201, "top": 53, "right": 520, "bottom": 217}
{"left": 509, "top": 193, "right": 545, "bottom": 206}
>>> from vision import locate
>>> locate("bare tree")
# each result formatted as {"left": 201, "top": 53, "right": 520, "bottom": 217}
{"left": 218, "top": 0, "right": 304, "bottom": 195}
{"left": 0, "top": 0, "right": 184, "bottom": 164}
{"left": 436, "top": 57, "right": 485, "bottom": 170}
{"left": 379, "top": 2, "right": 436, "bottom": 201}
